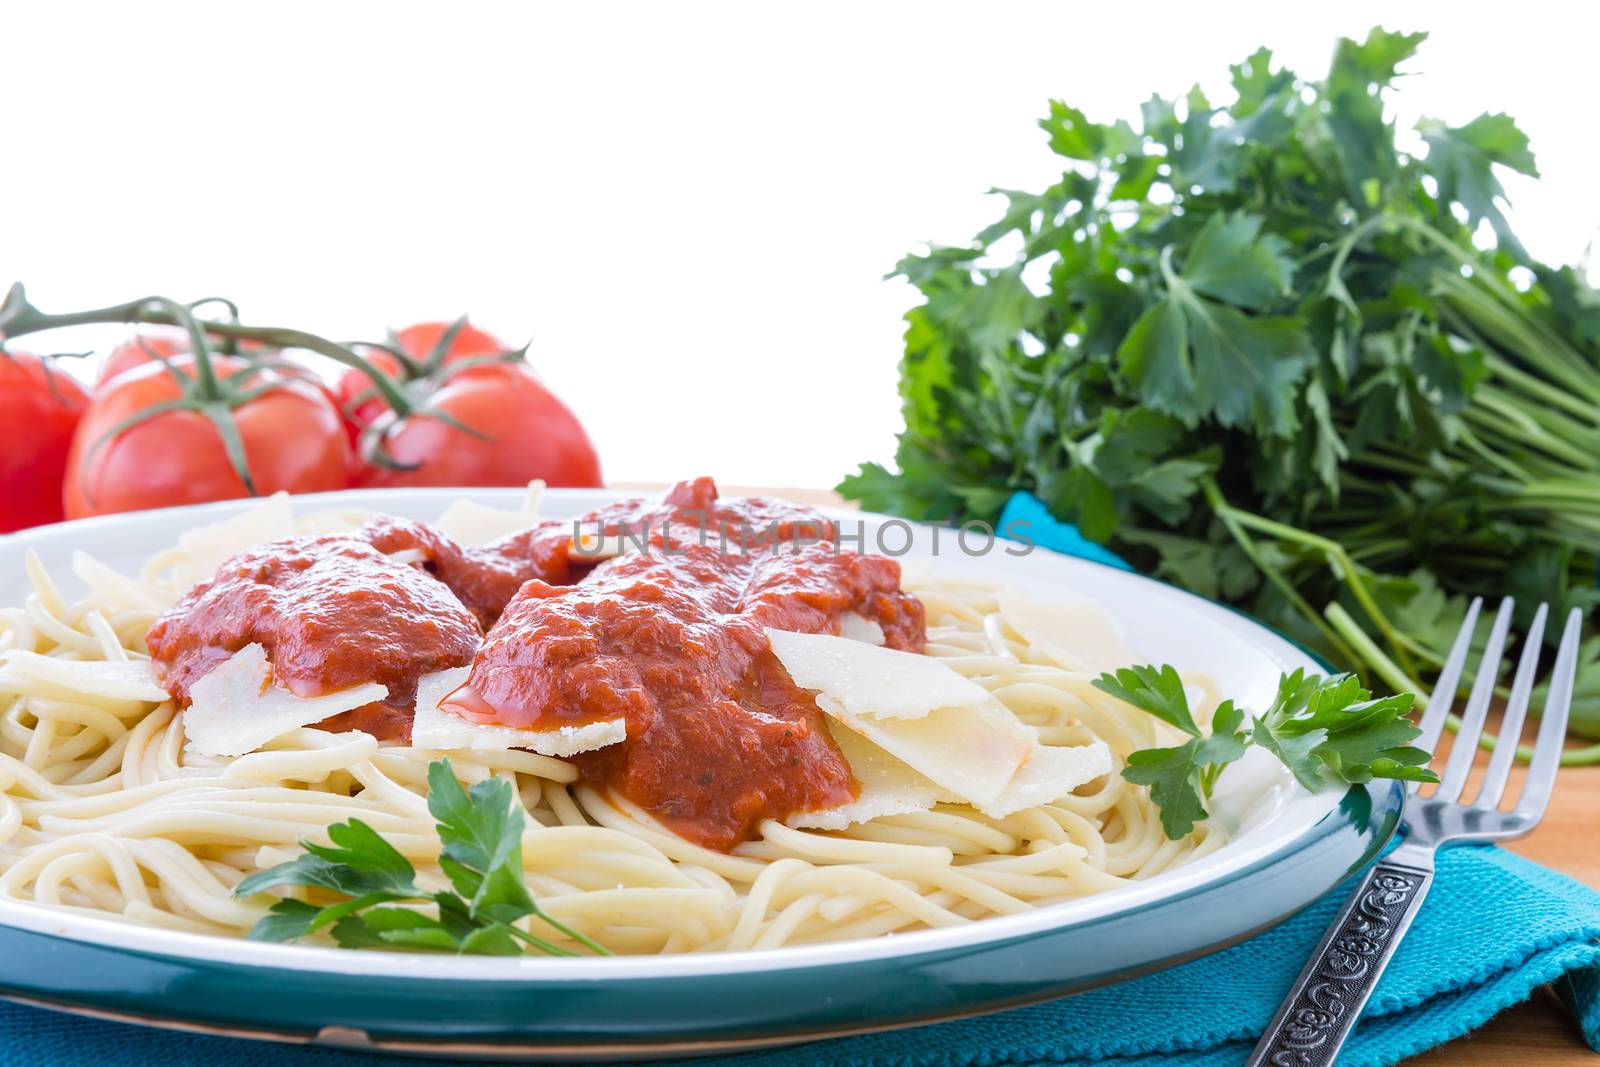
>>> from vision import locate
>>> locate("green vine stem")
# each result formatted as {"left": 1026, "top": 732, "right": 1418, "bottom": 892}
{"left": 0, "top": 284, "right": 416, "bottom": 417}
{"left": 0, "top": 284, "right": 486, "bottom": 473}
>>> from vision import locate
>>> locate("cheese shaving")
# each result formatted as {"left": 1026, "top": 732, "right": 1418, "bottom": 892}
{"left": 183, "top": 644, "right": 388, "bottom": 758}
{"left": 434, "top": 494, "right": 541, "bottom": 546}
{"left": 766, "top": 629, "right": 990, "bottom": 720}
{"left": 979, "top": 741, "right": 1113, "bottom": 818}
{"left": 995, "top": 588, "right": 1136, "bottom": 674}
{"left": 433, "top": 480, "right": 545, "bottom": 546}
{"left": 570, "top": 532, "right": 637, "bottom": 561}
{"left": 786, "top": 723, "right": 945, "bottom": 829}
{"left": 413, "top": 668, "right": 626, "bottom": 757}
{"left": 171, "top": 494, "right": 294, "bottom": 589}
{"left": 815, "top": 693, "right": 1033, "bottom": 809}
{"left": 836, "top": 612, "right": 886, "bottom": 646}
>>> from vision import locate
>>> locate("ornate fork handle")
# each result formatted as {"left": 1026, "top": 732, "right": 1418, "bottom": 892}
{"left": 1244, "top": 846, "right": 1435, "bottom": 1067}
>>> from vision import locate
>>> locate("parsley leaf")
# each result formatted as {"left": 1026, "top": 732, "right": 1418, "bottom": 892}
{"left": 1419, "top": 112, "right": 1539, "bottom": 253}
{"left": 429, "top": 761, "right": 520, "bottom": 875}
{"left": 234, "top": 817, "right": 418, "bottom": 901}
{"left": 1099, "top": 664, "right": 1438, "bottom": 839}
{"left": 1118, "top": 215, "right": 1315, "bottom": 437}
{"left": 249, "top": 898, "right": 324, "bottom": 942}
{"left": 234, "top": 758, "right": 611, "bottom": 957}
{"left": 1180, "top": 213, "right": 1294, "bottom": 311}
{"left": 1122, "top": 701, "right": 1249, "bottom": 838}
{"left": 1093, "top": 664, "right": 1199, "bottom": 735}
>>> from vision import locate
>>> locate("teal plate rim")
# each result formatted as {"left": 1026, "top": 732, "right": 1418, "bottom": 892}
{"left": 0, "top": 782, "right": 1399, "bottom": 1059}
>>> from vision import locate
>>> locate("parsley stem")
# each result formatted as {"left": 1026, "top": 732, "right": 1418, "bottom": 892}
{"left": 1203, "top": 480, "right": 1358, "bottom": 666}
{"left": 501, "top": 923, "right": 578, "bottom": 957}
{"left": 1482, "top": 354, "right": 1600, "bottom": 425}
{"left": 1332, "top": 604, "right": 1600, "bottom": 767}
{"left": 527, "top": 904, "right": 613, "bottom": 957}
{"left": 1325, "top": 603, "right": 1422, "bottom": 696}
{"left": 1217, "top": 507, "right": 1416, "bottom": 678}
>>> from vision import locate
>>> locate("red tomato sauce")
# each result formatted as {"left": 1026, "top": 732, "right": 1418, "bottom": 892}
{"left": 443, "top": 479, "right": 925, "bottom": 850}
{"left": 357, "top": 515, "right": 581, "bottom": 628}
{"left": 145, "top": 530, "right": 486, "bottom": 740}
{"left": 147, "top": 479, "right": 926, "bottom": 850}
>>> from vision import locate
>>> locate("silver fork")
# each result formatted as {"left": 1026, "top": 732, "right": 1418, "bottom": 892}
{"left": 1245, "top": 598, "right": 1583, "bottom": 1067}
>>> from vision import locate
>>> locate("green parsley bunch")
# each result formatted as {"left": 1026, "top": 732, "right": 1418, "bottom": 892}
{"left": 840, "top": 29, "right": 1600, "bottom": 755}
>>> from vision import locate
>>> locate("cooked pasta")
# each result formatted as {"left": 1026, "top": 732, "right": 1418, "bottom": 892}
{"left": 0, "top": 502, "right": 1224, "bottom": 954}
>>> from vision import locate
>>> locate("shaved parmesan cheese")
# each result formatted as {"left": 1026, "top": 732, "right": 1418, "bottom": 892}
{"left": 172, "top": 494, "right": 294, "bottom": 588}
{"left": 767, "top": 629, "right": 989, "bottom": 720}
{"left": 412, "top": 668, "right": 625, "bottom": 758}
{"left": 0, "top": 651, "right": 170, "bottom": 703}
{"left": 996, "top": 589, "right": 1135, "bottom": 674}
{"left": 795, "top": 702, "right": 1112, "bottom": 826}
{"left": 979, "top": 741, "right": 1113, "bottom": 818}
{"left": 435, "top": 501, "right": 538, "bottom": 547}
{"left": 434, "top": 480, "right": 545, "bottom": 546}
{"left": 787, "top": 723, "right": 943, "bottom": 830}
{"left": 183, "top": 644, "right": 388, "bottom": 758}
{"left": 385, "top": 548, "right": 429, "bottom": 566}
{"left": 836, "top": 612, "right": 885, "bottom": 646}
{"left": 816, "top": 693, "right": 1033, "bottom": 809}
{"left": 570, "top": 532, "right": 635, "bottom": 560}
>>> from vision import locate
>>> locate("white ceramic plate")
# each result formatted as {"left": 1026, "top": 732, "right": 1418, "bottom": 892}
{"left": 0, "top": 489, "right": 1401, "bottom": 1059}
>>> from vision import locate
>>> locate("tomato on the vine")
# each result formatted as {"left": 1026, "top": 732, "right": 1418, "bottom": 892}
{"left": 337, "top": 319, "right": 506, "bottom": 438}
{"left": 64, "top": 356, "right": 352, "bottom": 519}
{"left": 97, "top": 330, "right": 188, "bottom": 387}
{"left": 0, "top": 352, "right": 88, "bottom": 531}
{"left": 98, "top": 330, "right": 339, "bottom": 410}
{"left": 357, "top": 362, "right": 602, "bottom": 489}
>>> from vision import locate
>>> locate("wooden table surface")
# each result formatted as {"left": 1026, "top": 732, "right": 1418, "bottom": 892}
{"left": 706, "top": 484, "right": 1600, "bottom": 1065}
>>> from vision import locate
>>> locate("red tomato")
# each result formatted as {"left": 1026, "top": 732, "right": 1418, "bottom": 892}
{"left": 100, "top": 331, "right": 342, "bottom": 421}
{"left": 338, "top": 320, "right": 507, "bottom": 436}
{"left": 356, "top": 363, "right": 601, "bottom": 489}
{"left": 1, "top": 353, "right": 89, "bottom": 531}
{"left": 97, "top": 330, "right": 188, "bottom": 387}
{"left": 64, "top": 357, "right": 353, "bottom": 519}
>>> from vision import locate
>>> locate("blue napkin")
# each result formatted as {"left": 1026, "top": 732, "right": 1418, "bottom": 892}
{"left": 6, "top": 493, "right": 1599, "bottom": 1066}
{"left": 3, "top": 846, "right": 1598, "bottom": 1067}
{"left": 997, "top": 491, "right": 1134, "bottom": 571}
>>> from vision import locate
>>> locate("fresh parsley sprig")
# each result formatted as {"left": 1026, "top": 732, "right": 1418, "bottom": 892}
{"left": 233, "top": 759, "right": 610, "bottom": 956}
{"left": 1094, "top": 665, "right": 1436, "bottom": 839}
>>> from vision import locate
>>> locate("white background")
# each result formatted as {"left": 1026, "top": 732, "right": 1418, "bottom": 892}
{"left": 6, "top": 2, "right": 1597, "bottom": 489}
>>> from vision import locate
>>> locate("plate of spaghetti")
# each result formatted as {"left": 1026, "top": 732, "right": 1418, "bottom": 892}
{"left": 0, "top": 479, "right": 1402, "bottom": 1059}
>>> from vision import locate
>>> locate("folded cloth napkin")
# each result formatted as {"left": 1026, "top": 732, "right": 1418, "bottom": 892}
{"left": 6, "top": 494, "right": 1598, "bottom": 1067}
{"left": 997, "top": 492, "right": 1135, "bottom": 571}
{"left": 3, "top": 846, "right": 1598, "bottom": 1067}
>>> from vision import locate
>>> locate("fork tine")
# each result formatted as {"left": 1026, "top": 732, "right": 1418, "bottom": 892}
{"left": 1514, "top": 607, "right": 1583, "bottom": 821}
{"left": 1412, "top": 596, "right": 1484, "bottom": 783}
{"left": 1434, "top": 597, "right": 1514, "bottom": 803}
{"left": 1473, "top": 603, "right": 1547, "bottom": 809}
